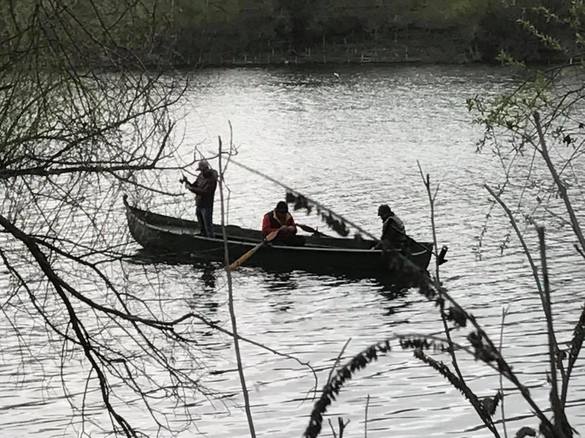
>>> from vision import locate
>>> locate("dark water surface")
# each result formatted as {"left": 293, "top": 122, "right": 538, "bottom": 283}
{"left": 1, "top": 64, "right": 584, "bottom": 437}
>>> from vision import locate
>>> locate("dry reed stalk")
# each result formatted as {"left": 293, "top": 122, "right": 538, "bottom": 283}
{"left": 499, "top": 306, "right": 510, "bottom": 438}
{"left": 217, "top": 135, "right": 256, "bottom": 438}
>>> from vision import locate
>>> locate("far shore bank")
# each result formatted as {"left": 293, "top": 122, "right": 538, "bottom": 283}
{"left": 177, "top": 46, "right": 477, "bottom": 68}
{"left": 166, "top": 32, "right": 482, "bottom": 68}
{"left": 144, "top": 37, "right": 567, "bottom": 70}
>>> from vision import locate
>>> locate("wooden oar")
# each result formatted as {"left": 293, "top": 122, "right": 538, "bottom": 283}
{"left": 297, "top": 223, "right": 329, "bottom": 237}
{"left": 228, "top": 229, "right": 279, "bottom": 271}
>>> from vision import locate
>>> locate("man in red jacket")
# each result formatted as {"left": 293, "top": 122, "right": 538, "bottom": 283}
{"left": 262, "top": 201, "right": 303, "bottom": 245}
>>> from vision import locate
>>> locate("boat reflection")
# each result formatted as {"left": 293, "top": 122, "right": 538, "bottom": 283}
{"left": 128, "top": 248, "right": 420, "bottom": 315}
{"left": 263, "top": 271, "right": 299, "bottom": 292}
{"left": 251, "top": 265, "right": 417, "bottom": 311}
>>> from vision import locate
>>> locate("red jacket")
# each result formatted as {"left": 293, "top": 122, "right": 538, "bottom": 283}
{"left": 262, "top": 210, "right": 297, "bottom": 237}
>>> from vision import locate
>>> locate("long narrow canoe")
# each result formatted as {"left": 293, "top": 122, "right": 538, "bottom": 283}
{"left": 123, "top": 195, "right": 433, "bottom": 277}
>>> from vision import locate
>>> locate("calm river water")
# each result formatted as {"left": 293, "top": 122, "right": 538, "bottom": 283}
{"left": 1, "top": 64, "right": 584, "bottom": 437}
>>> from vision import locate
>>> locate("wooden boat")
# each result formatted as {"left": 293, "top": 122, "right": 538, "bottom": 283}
{"left": 123, "top": 195, "right": 433, "bottom": 277}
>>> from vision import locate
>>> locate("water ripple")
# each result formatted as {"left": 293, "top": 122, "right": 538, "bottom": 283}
{"left": 2, "top": 64, "right": 585, "bottom": 437}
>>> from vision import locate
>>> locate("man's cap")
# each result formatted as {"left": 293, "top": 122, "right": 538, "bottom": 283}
{"left": 377, "top": 204, "right": 391, "bottom": 216}
{"left": 197, "top": 159, "right": 210, "bottom": 170}
{"left": 275, "top": 201, "right": 288, "bottom": 212}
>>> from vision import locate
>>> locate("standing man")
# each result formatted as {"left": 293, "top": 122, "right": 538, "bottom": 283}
{"left": 375, "top": 204, "right": 406, "bottom": 250}
{"left": 182, "top": 160, "right": 218, "bottom": 237}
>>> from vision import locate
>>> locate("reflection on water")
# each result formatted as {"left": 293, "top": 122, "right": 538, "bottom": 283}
{"left": 2, "top": 64, "right": 585, "bottom": 438}
{"left": 199, "top": 263, "right": 219, "bottom": 290}
{"left": 263, "top": 271, "right": 298, "bottom": 292}
{"left": 191, "top": 262, "right": 221, "bottom": 312}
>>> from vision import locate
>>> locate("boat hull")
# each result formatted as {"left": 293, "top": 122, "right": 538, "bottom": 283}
{"left": 124, "top": 197, "right": 432, "bottom": 277}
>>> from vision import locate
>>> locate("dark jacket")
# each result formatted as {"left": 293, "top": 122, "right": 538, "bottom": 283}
{"left": 186, "top": 169, "right": 218, "bottom": 207}
{"left": 381, "top": 213, "right": 406, "bottom": 247}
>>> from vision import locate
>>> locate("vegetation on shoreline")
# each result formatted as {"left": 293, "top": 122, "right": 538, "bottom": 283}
{"left": 83, "top": 0, "right": 585, "bottom": 66}
{"left": 2, "top": 1, "right": 579, "bottom": 69}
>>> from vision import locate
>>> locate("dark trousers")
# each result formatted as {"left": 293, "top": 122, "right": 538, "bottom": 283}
{"left": 196, "top": 205, "right": 214, "bottom": 237}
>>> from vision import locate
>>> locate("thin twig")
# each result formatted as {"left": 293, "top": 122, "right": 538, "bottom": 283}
{"left": 338, "top": 417, "right": 349, "bottom": 437}
{"left": 537, "top": 226, "right": 565, "bottom": 436}
{"left": 218, "top": 136, "right": 256, "bottom": 437}
{"left": 533, "top": 111, "right": 585, "bottom": 253}
{"left": 327, "top": 338, "right": 352, "bottom": 384}
{"left": 419, "top": 164, "right": 500, "bottom": 436}
{"left": 499, "top": 306, "right": 510, "bottom": 438}
{"left": 328, "top": 419, "right": 338, "bottom": 438}
{"left": 364, "top": 394, "right": 370, "bottom": 438}
{"left": 485, "top": 185, "right": 562, "bottom": 435}
{"left": 417, "top": 162, "right": 441, "bottom": 279}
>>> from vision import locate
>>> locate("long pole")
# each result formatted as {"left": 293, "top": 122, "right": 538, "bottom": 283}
{"left": 230, "top": 159, "right": 379, "bottom": 241}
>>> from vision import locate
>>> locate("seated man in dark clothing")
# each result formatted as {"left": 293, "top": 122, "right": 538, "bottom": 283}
{"left": 375, "top": 204, "right": 406, "bottom": 250}
{"left": 262, "top": 201, "right": 305, "bottom": 246}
